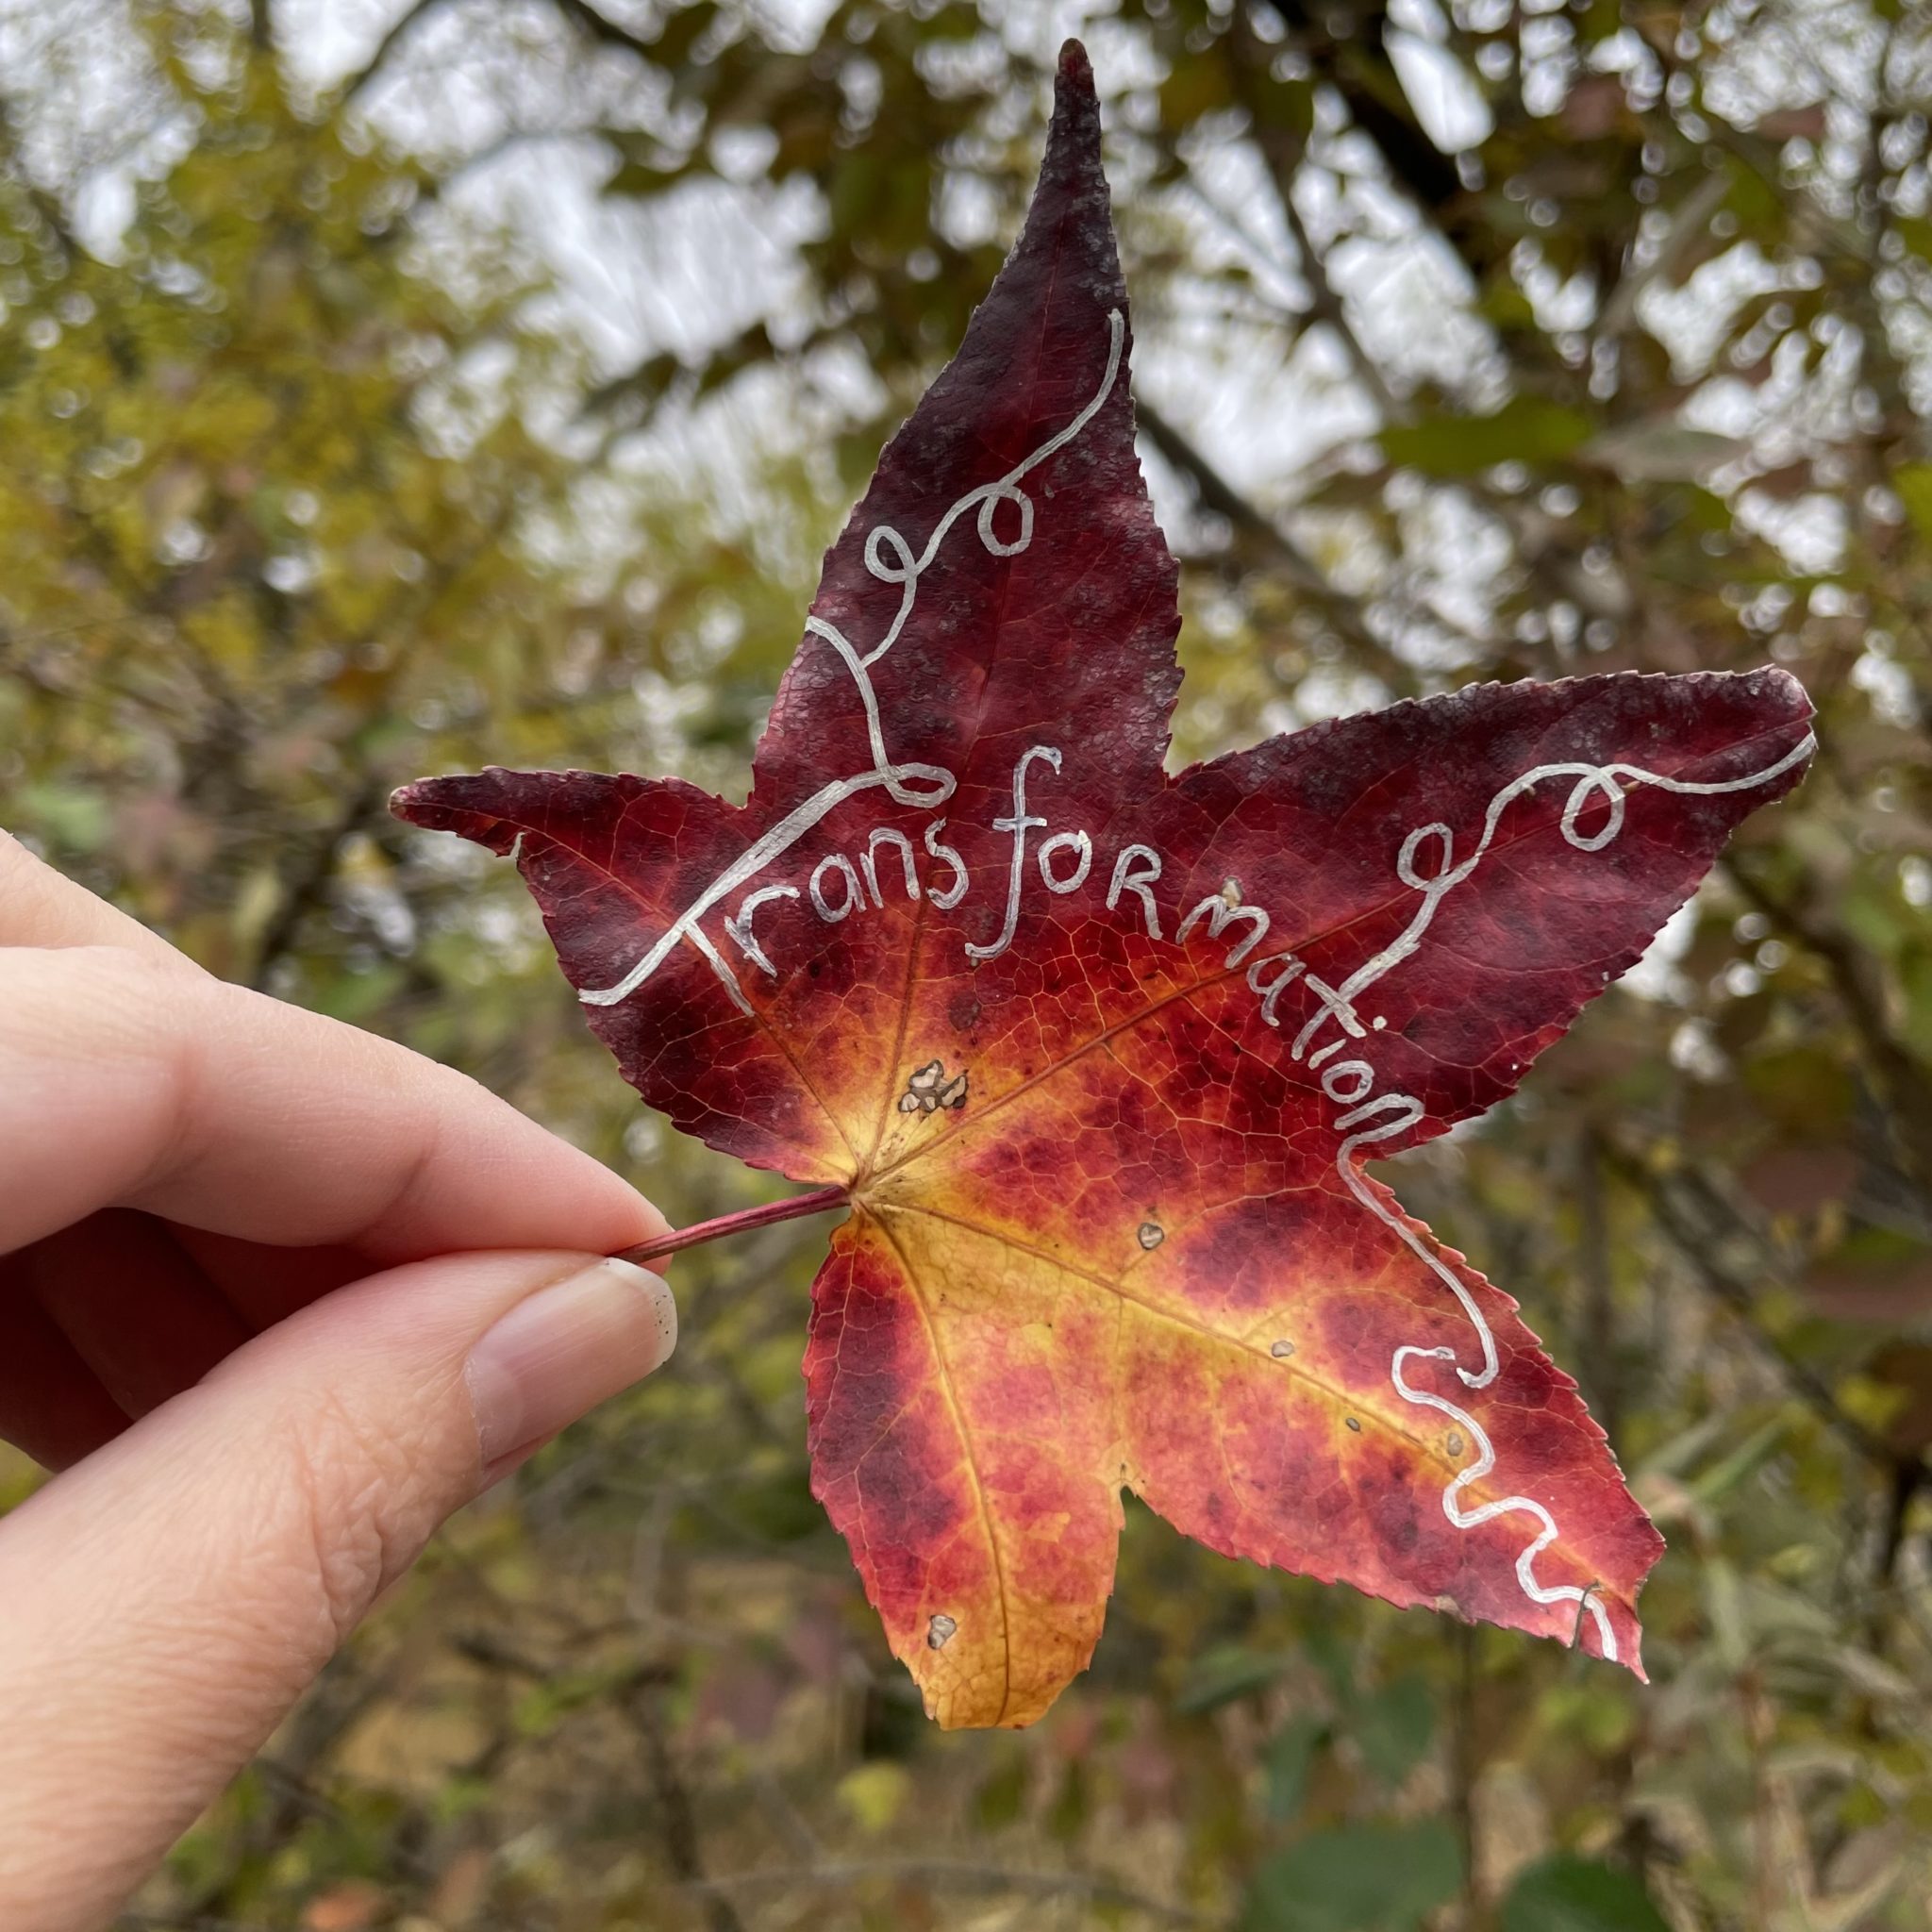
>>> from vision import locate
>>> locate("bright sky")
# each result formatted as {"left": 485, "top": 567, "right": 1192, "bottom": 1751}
{"left": 2, "top": 0, "right": 1894, "bottom": 681}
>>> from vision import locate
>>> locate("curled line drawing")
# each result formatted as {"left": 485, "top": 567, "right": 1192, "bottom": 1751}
{"left": 1328, "top": 729, "right": 1816, "bottom": 1660}
{"left": 577, "top": 308, "right": 1126, "bottom": 1010}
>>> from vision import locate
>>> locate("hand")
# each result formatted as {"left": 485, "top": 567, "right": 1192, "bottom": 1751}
{"left": 0, "top": 834, "right": 678, "bottom": 1932}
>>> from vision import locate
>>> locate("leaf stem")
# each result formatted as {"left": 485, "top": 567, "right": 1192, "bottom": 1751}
{"left": 613, "top": 1184, "right": 851, "bottom": 1267}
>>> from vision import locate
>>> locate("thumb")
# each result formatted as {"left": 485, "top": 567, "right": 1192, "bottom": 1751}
{"left": 0, "top": 1247, "right": 676, "bottom": 1932}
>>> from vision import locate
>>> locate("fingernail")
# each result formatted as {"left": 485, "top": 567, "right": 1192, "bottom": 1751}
{"left": 467, "top": 1257, "right": 677, "bottom": 1466}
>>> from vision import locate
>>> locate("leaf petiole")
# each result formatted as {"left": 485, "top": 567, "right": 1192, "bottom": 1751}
{"left": 613, "top": 1183, "right": 851, "bottom": 1267}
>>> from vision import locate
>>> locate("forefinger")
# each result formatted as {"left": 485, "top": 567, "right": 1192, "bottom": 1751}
{"left": 0, "top": 946, "right": 665, "bottom": 1264}
{"left": 0, "top": 832, "right": 189, "bottom": 963}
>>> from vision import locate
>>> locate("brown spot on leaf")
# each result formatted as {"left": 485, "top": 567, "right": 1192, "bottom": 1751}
{"left": 902, "top": 1059, "right": 968, "bottom": 1115}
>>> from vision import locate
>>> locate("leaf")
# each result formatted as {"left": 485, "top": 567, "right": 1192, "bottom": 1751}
{"left": 1683, "top": 1416, "right": 1788, "bottom": 1507}
{"left": 1175, "top": 1642, "right": 1285, "bottom": 1715}
{"left": 1351, "top": 1673, "right": 1434, "bottom": 1787}
{"left": 837, "top": 1760, "right": 912, "bottom": 1833}
{"left": 1891, "top": 461, "right": 1932, "bottom": 545}
{"left": 394, "top": 42, "right": 1815, "bottom": 1729}
{"left": 1582, "top": 421, "right": 1750, "bottom": 483}
{"left": 1263, "top": 1712, "right": 1328, "bottom": 1821}
{"left": 1380, "top": 395, "right": 1594, "bottom": 475}
{"left": 1500, "top": 1855, "right": 1671, "bottom": 1932}
{"left": 16, "top": 781, "right": 111, "bottom": 854}
{"left": 1241, "top": 1818, "right": 1462, "bottom": 1931}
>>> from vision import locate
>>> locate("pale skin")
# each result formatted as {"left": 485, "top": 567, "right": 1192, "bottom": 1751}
{"left": 0, "top": 833, "right": 681, "bottom": 1932}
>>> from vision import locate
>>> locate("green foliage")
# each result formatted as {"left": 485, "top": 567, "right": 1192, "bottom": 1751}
{"left": 1380, "top": 397, "right": 1595, "bottom": 477}
{"left": 1263, "top": 1713, "right": 1328, "bottom": 1823}
{"left": 1500, "top": 1855, "right": 1672, "bottom": 1932}
{"left": 1176, "top": 1642, "right": 1287, "bottom": 1715}
{"left": 1348, "top": 1674, "right": 1434, "bottom": 1790}
{"left": 1241, "top": 1819, "right": 1462, "bottom": 1931}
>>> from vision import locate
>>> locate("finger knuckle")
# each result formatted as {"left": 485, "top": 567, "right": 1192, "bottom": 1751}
{"left": 0, "top": 944, "right": 175, "bottom": 1082}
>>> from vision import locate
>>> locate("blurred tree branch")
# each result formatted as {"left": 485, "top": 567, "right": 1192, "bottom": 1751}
{"left": 1135, "top": 398, "right": 1416, "bottom": 694}
{"left": 248, "top": 774, "right": 383, "bottom": 991}
{"left": 1606, "top": 1140, "right": 1899, "bottom": 1474}
{"left": 685, "top": 1858, "right": 1208, "bottom": 1926}
{"left": 1726, "top": 855, "right": 1932, "bottom": 1199}
{"left": 341, "top": 0, "right": 453, "bottom": 102}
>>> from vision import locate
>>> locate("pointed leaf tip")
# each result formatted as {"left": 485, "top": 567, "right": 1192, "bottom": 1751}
{"left": 1041, "top": 39, "right": 1103, "bottom": 196}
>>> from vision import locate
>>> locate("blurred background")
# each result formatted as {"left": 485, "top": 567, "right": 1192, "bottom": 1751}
{"left": 2, "top": 0, "right": 1930, "bottom": 1925}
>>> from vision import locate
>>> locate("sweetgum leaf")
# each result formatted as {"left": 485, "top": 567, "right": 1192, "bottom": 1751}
{"left": 393, "top": 42, "right": 1815, "bottom": 1728}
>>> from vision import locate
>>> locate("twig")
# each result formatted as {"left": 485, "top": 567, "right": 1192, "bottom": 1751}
{"left": 117, "top": 1916, "right": 273, "bottom": 1931}
{"left": 249, "top": 775, "right": 383, "bottom": 990}
{"left": 1452, "top": 1619, "right": 1479, "bottom": 1927}
{"left": 180, "top": 1649, "right": 400, "bottom": 1921}
{"left": 1133, "top": 402, "right": 1329, "bottom": 596}
{"left": 1278, "top": 191, "right": 1404, "bottom": 424}
{"left": 1596, "top": 171, "right": 1730, "bottom": 343}
{"left": 551, "top": 0, "right": 658, "bottom": 63}
{"left": 1877, "top": 1460, "right": 1924, "bottom": 1590}
{"left": 747, "top": 1763, "right": 825, "bottom": 1862}
{"left": 1213, "top": 14, "right": 1409, "bottom": 425}
{"left": 684, "top": 1858, "right": 1207, "bottom": 1926}
{"left": 1724, "top": 857, "right": 1932, "bottom": 1198}
{"left": 1133, "top": 399, "right": 1419, "bottom": 695}
{"left": 629, "top": 1682, "right": 748, "bottom": 1932}
{"left": 0, "top": 90, "right": 77, "bottom": 259}
{"left": 340, "top": 0, "right": 453, "bottom": 102}
{"left": 1575, "top": 1127, "right": 1621, "bottom": 1441}
{"left": 1570, "top": 1581, "right": 1604, "bottom": 1649}
{"left": 1242, "top": 1, "right": 1463, "bottom": 222}
{"left": 1604, "top": 1141, "right": 1895, "bottom": 1469}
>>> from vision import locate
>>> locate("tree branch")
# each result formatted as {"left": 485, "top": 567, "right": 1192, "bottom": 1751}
{"left": 1724, "top": 856, "right": 1932, "bottom": 1198}
{"left": 344, "top": 0, "right": 662, "bottom": 111}
{"left": 1135, "top": 398, "right": 1418, "bottom": 693}
{"left": 248, "top": 774, "right": 384, "bottom": 991}
{"left": 1595, "top": 169, "right": 1730, "bottom": 344}
{"left": 1226, "top": 15, "right": 1405, "bottom": 425}
{"left": 1262, "top": 2, "right": 1464, "bottom": 223}
{"left": 0, "top": 89, "right": 76, "bottom": 259}
{"left": 552, "top": 0, "right": 658, "bottom": 62}
{"left": 1274, "top": 182, "right": 1405, "bottom": 423}
{"left": 1604, "top": 1141, "right": 1898, "bottom": 1471}
{"left": 1135, "top": 401, "right": 1328, "bottom": 599}
{"left": 685, "top": 1859, "right": 1207, "bottom": 1926}
{"left": 629, "top": 1680, "right": 748, "bottom": 1932}
{"left": 341, "top": 0, "right": 455, "bottom": 103}
{"left": 1575, "top": 1125, "right": 1621, "bottom": 1442}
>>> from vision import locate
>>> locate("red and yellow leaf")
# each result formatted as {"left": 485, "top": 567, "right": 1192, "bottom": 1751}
{"left": 394, "top": 42, "right": 1814, "bottom": 1727}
